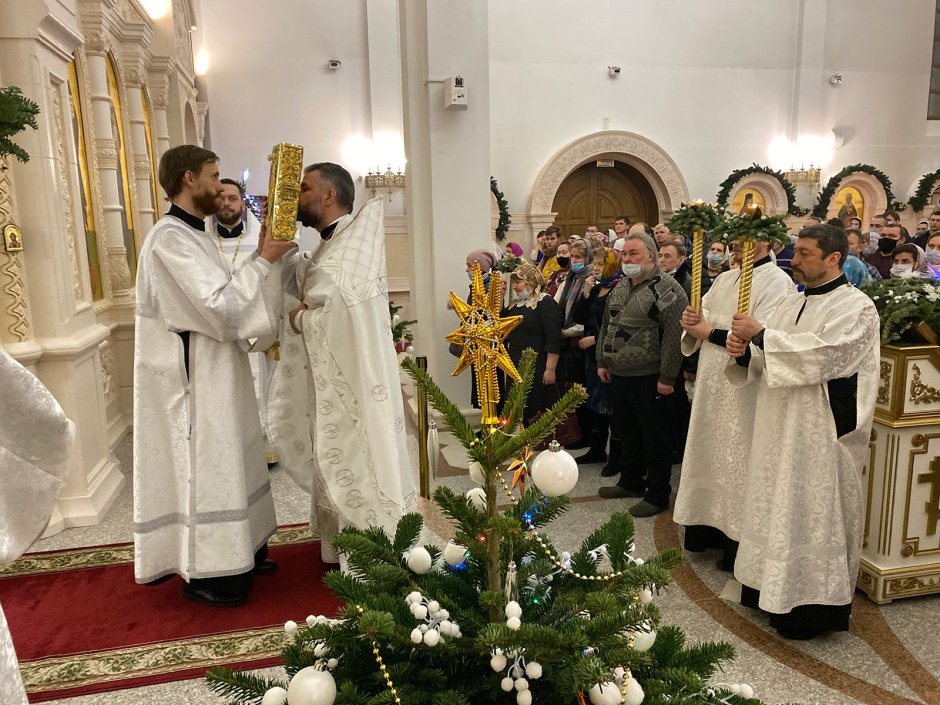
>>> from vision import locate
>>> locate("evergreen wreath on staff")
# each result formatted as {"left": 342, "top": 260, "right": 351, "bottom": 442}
{"left": 722, "top": 206, "right": 790, "bottom": 315}
{"left": 666, "top": 200, "right": 726, "bottom": 312}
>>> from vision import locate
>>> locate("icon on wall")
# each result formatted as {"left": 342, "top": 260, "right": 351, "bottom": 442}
{"left": 834, "top": 186, "right": 864, "bottom": 226}
{"left": 732, "top": 189, "right": 766, "bottom": 216}
{"left": 3, "top": 224, "right": 23, "bottom": 253}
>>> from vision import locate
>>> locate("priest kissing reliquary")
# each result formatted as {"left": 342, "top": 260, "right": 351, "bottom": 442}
{"left": 265, "top": 142, "right": 304, "bottom": 241}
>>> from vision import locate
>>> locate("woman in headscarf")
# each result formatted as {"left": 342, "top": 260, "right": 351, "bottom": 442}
{"left": 452, "top": 249, "right": 500, "bottom": 408}
{"left": 570, "top": 247, "right": 623, "bottom": 470}
{"left": 504, "top": 241, "right": 524, "bottom": 258}
{"left": 890, "top": 243, "right": 931, "bottom": 278}
{"left": 503, "top": 263, "right": 564, "bottom": 423}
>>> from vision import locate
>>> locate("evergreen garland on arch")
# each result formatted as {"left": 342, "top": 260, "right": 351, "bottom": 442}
{"left": 491, "top": 176, "right": 511, "bottom": 241}
{"left": 715, "top": 163, "right": 799, "bottom": 215}
{"left": 812, "top": 163, "right": 895, "bottom": 219}
{"left": 908, "top": 169, "right": 940, "bottom": 212}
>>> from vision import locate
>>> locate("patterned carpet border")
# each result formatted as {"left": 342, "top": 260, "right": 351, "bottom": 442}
{"left": 21, "top": 627, "right": 288, "bottom": 695}
{"left": 0, "top": 524, "right": 317, "bottom": 578}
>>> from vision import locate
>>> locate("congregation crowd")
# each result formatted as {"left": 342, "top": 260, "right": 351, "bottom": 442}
{"left": 458, "top": 208, "right": 908, "bottom": 639}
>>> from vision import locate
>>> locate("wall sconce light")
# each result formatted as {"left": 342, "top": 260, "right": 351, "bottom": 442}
{"left": 365, "top": 165, "right": 406, "bottom": 200}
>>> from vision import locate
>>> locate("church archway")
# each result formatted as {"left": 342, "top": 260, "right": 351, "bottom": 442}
{"left": 528, "top": 130, "right": 689, "bottom": 230}
{"left": 552, "top": 161, "right": 658, "bottom": 238}
{"left": 184, "top": 102, "right": 198, "bottom": 145}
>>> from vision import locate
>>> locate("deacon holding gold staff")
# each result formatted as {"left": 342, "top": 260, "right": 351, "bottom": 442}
{"left": 266, "top": 162, "right": 415, "bottom": 565}
{"left": 673, "top": 238, "right": 793, "bottom": 567}
{"left": 725, "top": 223, "right": 879, "bottom": 639}
{"left": 133, "top": 145, "right": 296, "bottom": 606}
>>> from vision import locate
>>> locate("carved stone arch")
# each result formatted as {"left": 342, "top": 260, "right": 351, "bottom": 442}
{"left": 727, "top": 173, "right": 790, "bottom": 216}
{"left": 183, "top": 101, "right": 198, "bottom": 144}
{"left": 825, "top": 171, "right": 889, "bottom": 224}
{"left": 528, "top": 131, "right": 689, "bottom": 225}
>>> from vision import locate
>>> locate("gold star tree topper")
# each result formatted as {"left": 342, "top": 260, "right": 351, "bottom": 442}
{"left": 446, "top": 263, "right": 522, "bottom": 425}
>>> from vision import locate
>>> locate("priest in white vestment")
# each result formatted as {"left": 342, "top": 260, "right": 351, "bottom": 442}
{"left": 726, "top": 223, "right": 879, "bottom": 639}
{"left": 268, "top": 162, "right": 415, "bottom": 564}
{"left": 134, "top": 145, "right": 296, "bottom": 606}
{"left": 0, "top": 348, "right": 74, "bottom": 704}
{"left": 673, "top": 241, "right": 794, "bottom": 568}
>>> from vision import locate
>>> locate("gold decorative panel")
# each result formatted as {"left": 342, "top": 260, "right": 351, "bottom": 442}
{"left": 266, "top": 143, "right": 303, "bottom": 241}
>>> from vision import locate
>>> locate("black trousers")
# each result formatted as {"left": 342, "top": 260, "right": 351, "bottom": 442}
{"left": 740, "top": 585, "right": 851, "bottom": 639}
{"left": 188, "top": 543, "right": 268, "bottom": 597}
{"left": 610, "top": 373, "right": 674, "bottom": 507}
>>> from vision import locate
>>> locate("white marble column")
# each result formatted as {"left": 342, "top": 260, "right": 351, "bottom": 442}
{"left": 0, "top": 0, "right": 124, "bottom": 534}
{"left": 400, "top": 0, "right": 493, "bottom": 408}
{"left": 124, "top": 81, "right": 157, "bottom": 231}
{"left": 83, "top": 46, "right": 135, "bottom": 307}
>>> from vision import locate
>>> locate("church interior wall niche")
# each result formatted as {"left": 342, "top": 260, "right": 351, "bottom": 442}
{"left": 105, "top": 54, "right": 139, "bottom": 281}
{"left": 67, "top": 60, "right": 103, "bottom": 302}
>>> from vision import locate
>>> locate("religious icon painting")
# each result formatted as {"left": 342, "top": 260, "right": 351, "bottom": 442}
{"left": 3, "top": 224, "right": 23, "bottom": 252}
{"left": 732, "top": 189, "right": 766, "bottom": 216}
{"left": 834, "top": 185, "right": 864, "bottom": 226}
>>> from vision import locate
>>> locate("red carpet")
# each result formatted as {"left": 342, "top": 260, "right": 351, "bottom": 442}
{"left": 0, "top": 534, "right": 341, "bottom": 701}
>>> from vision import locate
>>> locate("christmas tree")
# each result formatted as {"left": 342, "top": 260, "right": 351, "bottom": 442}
{"left": 207, "top": 266, "right": 762, "bottom": 705}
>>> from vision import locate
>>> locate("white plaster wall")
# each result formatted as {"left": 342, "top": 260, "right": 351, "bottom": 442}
{"left": 489, "top": 0, "right": 940, "bottom": 212}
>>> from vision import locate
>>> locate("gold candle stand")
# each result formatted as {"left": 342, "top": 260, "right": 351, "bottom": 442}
{"left": 736, "top": 238, "right": 756, "bottom": 315}
{"left": 690, "top": 228, "right": 704, "bottom": 312}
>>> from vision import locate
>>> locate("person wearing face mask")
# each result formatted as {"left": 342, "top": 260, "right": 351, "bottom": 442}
{"left": 554, "top": 239, "right": 594, "bottom": 448}
{"left": 913, "top": 220, "right": 931, "bottom": 249}
{"left": 845, "top": 228, "right": 881, "bottom": 283}
{"left": 703, "top": 240, "right": 730, "bottom": 295}
{"left": 547, "top": 241, "right": 572, "bottom": 297}
{"left": 658, "top": 242, "right": 692, "bottom": 297}
{"left": 864, "top": 222, "right": 904, "bottom": 279}
{"left": 503, "top": 264, "right": 564, "bottom": 423}
{"left": 889, "top": 243, "right": 931, "bottom": 279}
{"left": 596, "top": 233, "right": 688, "bottom": 517}
{"left": 865, "top": 215, "right": 886, "bottom": 254}
{"left": 925, "top": 233, "right": 940, "bottom": 278}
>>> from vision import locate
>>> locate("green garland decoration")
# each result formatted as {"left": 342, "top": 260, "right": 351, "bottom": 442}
{"left": 812, "top": 163, "right": 895, "bottom": 219}
{"left": 862, "top": 277, "right": 940, "bottom": 344}
{"left": 492, "top": 254, "right": 526, "bottom": 274}
{"left": 722, "top": 207, "right": 791, "bottom": 247}
{"left": 665, "top": 200, "right": 726, "bottom": 237}
{"left": 715, "top": 163, "right": 799, "bottom": 215}
{"left": 908, "top": 169, "right": 940, "bottom": 212}
{"left": 0, "top": 85, "right": 40, "bottom": 163}
{"left": 490, "top": 176, "right": 511, "bottom": 241}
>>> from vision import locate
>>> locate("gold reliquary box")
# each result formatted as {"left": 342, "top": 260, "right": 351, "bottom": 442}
{"left": 266, "top": 142, "right": 304, "bottom": 241}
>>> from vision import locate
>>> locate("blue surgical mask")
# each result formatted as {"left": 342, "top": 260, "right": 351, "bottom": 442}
{"left": 706, "top": 252, "right": 723, "bottom": 266}
{"left": 571, "top": 262, "right": 585, "bottom": 273}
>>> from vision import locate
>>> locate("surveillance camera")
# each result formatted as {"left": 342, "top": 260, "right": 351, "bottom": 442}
{"left": 608, "top": 66, "right": 621, "bottom": 77}
{"left": 829, "top": 73, "right": 842, "bottom": 85}
{"left": 328, "top": 59, "right": 341, "bottom": 70}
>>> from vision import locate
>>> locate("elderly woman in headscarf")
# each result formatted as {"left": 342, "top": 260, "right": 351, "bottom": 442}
{"left": 451, "top": 249, "right": 500, "bottom": 407}
{"left": 569, "top": 247, "right": 622, "bottom": 469}
{"left": 504, "top": 263, "right": 564, "bottom": 423}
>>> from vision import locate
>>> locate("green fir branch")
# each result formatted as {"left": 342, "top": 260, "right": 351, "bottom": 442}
{"left": 392, "top": 513, "right": 425, "bottom": 553}
{"left": 495, "top": 348, "right": 537, "bottom": 431}
{"left": 666, "top": 201, "right": 727, "bottom": 237}
{"left": 0, "top": 85, "right": 40, "bottom": 163}
{"left": 909, "top": 168, "right": 940, "bottom": 212}
{"left": 813, "top": 163, "right": 895, "bottom": 219}
{"left": 205, "top": 668, "right": 286, "bottom": 704}
{"left": 491, "top": 176, "right": 512, "bottom": 241}
{"left": 494, "top": 385, "right": 587, "bottom": 463}
{"left": 715, "top": 163, "right": 799, "bottom": 215}
{"left": 402, "top": 357, "right": 477, "bottom": 450}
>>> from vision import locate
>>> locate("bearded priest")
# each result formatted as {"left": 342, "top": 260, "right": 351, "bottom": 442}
{"left": 267, "top": 162, "right": 415, "bottom": 565}
{"left": 726, "top": 223, "right": 879, "bottom": 639}
{"left": 673, "top": 239, "right": 794, "bottom": 569}
{"left": 133, "top": 145, "right": 296, "bottom": 606}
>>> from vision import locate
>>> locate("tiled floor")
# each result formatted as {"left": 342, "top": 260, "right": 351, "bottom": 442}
{"left": 24, "top": 429, "right": 940, "bottom": 705}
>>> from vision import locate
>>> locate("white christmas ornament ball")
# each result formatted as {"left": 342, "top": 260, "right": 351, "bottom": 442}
{"left": 411, "top": 603, "right": 428, "bottom": 620}
{"left": 738, "top": 684, "right": 754, "bottom": 699}
{"left": 516, "top": 690, "right": 533, "bottom": 705}
{"left": 441, "top": 541, "right": 467, "bottom": 568}
{"left": 501, "top": 677, "right": 515, "bottom": 692}
{"left": 506, "top": 616, "right": 522, "bottom": 630}
{"left": 624, "top": 677, "right": 645, "bottom": 705}
{"left": 306, "top": 615, "right": 318, "bottom": 627}
{"left": 313, "top": 643, "right": 329, "bottom": 658}
{"left": 504, "top": 600, "right": 522, "bottom": 619}
{"left": 514, "top": 678, "right": 529, "bottom": 691}
{"left": 525, "top": 661, "right": 543, "bottom": 679}
{"left": 530, "top": 443, "right": 580, "bottom": 496}
{"left": 631, "top": 629, "right": 657, "bottom": 653}
{"left": 410, "top": 628, "right": 423, "bottom": 644}
{"left": 638, "top": 588, "right": 653, "bottom": 604}
{"left": 428, "top": 600, "right": 440, "bottom": 613}
{"left": 287, "top": 667, "right": 337, "bottom": 705}
{"left": 406, "top": 591, "right": 422, "bottom": 604}
{"left": 423, "top": 629, "right": 441, "bottom": 646}
{"left": 405, "top": 345, "right": 415, "bottom": 355}
{"left": 490, "top": 653, "right": 507, "bottom": 672}
{"left": 261, "top": 686, "right": 289, "bottom": 705}
{"left": 728, "top": 684, "right": 741, "bottom": 695}
{"left": 406, "top": 546, "right": 433, "bottom": 574}
{"left": 589, "top": 682, "right": 620, "bottom": 705}
{"left": 284, "top": 620, "right": 299, "bottom": 635}
{"left": 326, "top": 658, "right": 338, "bottom": 670}
{"left": 468, "top": 461, "right": 486, "bottom": 485}
{"left": 466, "top": 487, "right": 487, "bottom": 511}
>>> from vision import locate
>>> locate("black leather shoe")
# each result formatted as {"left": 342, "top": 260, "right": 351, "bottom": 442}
{"left": 600, "top": 463, "right": 620, "bottom": 477}
{"left": 253, "top": 559, "right": 278, "bottom": 575}
{"left": 183, "top": 584, "right": 246, "bottom": 607}
{"left": 144, "top": 574, "right": 175, "bottom": 587}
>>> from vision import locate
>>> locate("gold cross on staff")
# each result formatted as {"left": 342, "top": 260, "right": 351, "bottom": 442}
{"left": 919, "top": 457, "right": 940, "bottom": 536}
